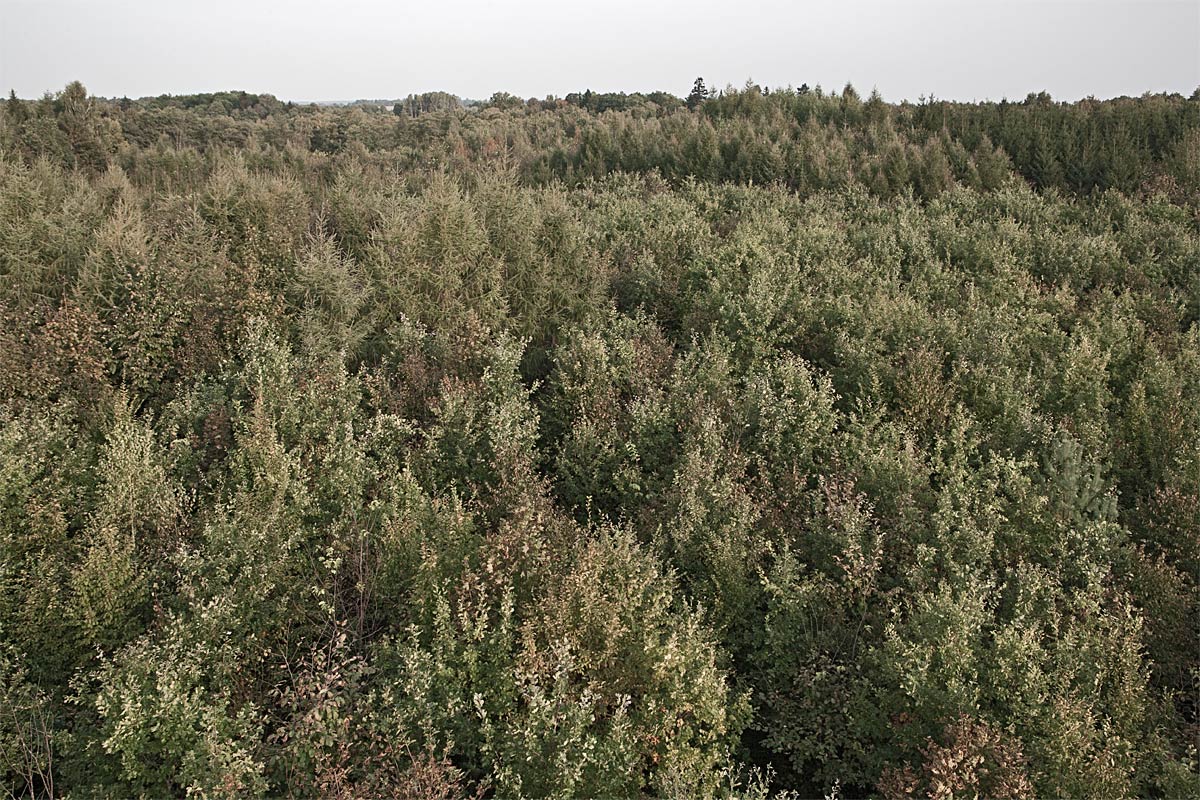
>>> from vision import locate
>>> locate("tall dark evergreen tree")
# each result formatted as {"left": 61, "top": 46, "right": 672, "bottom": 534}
{"left": 5, "top": 90, "right": 27, "bottom": 124}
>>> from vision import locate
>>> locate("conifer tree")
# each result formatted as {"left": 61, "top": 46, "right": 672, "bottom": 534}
{"left": 4, "top": 90, "right": 26, "bottom": 124}
{"left": 687, "top": 77, "right": 708, "bottom": 110}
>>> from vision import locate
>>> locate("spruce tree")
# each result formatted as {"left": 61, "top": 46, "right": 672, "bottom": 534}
{"left": 5, "top": 89, "right": 27, "bottom": 124}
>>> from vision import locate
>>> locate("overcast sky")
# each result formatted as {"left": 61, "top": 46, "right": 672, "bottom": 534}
{"left": 2, "top": 0, "right": 1197, "bottom": 102}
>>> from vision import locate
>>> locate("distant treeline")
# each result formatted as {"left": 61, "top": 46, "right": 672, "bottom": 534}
{"left": 4, "top": 81, "right": 1197, "bottom": 200}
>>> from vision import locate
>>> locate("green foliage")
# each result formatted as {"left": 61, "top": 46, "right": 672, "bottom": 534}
{"left": 0, "top": 81, "right": 1197, "bottom": 797}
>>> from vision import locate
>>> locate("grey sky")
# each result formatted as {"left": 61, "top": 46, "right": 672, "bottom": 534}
{"left": 2, "top": 0, "right": 1197, "bottom": 102}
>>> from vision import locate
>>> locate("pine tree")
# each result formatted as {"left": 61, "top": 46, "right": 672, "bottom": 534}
{"left": 1031, "top": 129, "right": 1064, "bottom": 189}
{"left": 5, "top": 89, "right": 27, "bottom": 124}
{"left": 686, "top": 77, "right": 708, "bottom": 110}
{"left": 56, "top": 81, "right": 107, "bottom": 173}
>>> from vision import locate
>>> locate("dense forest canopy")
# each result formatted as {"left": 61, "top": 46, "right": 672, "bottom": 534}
{"left": 0, "top": 80, "right": 1197, "bottom": 798}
